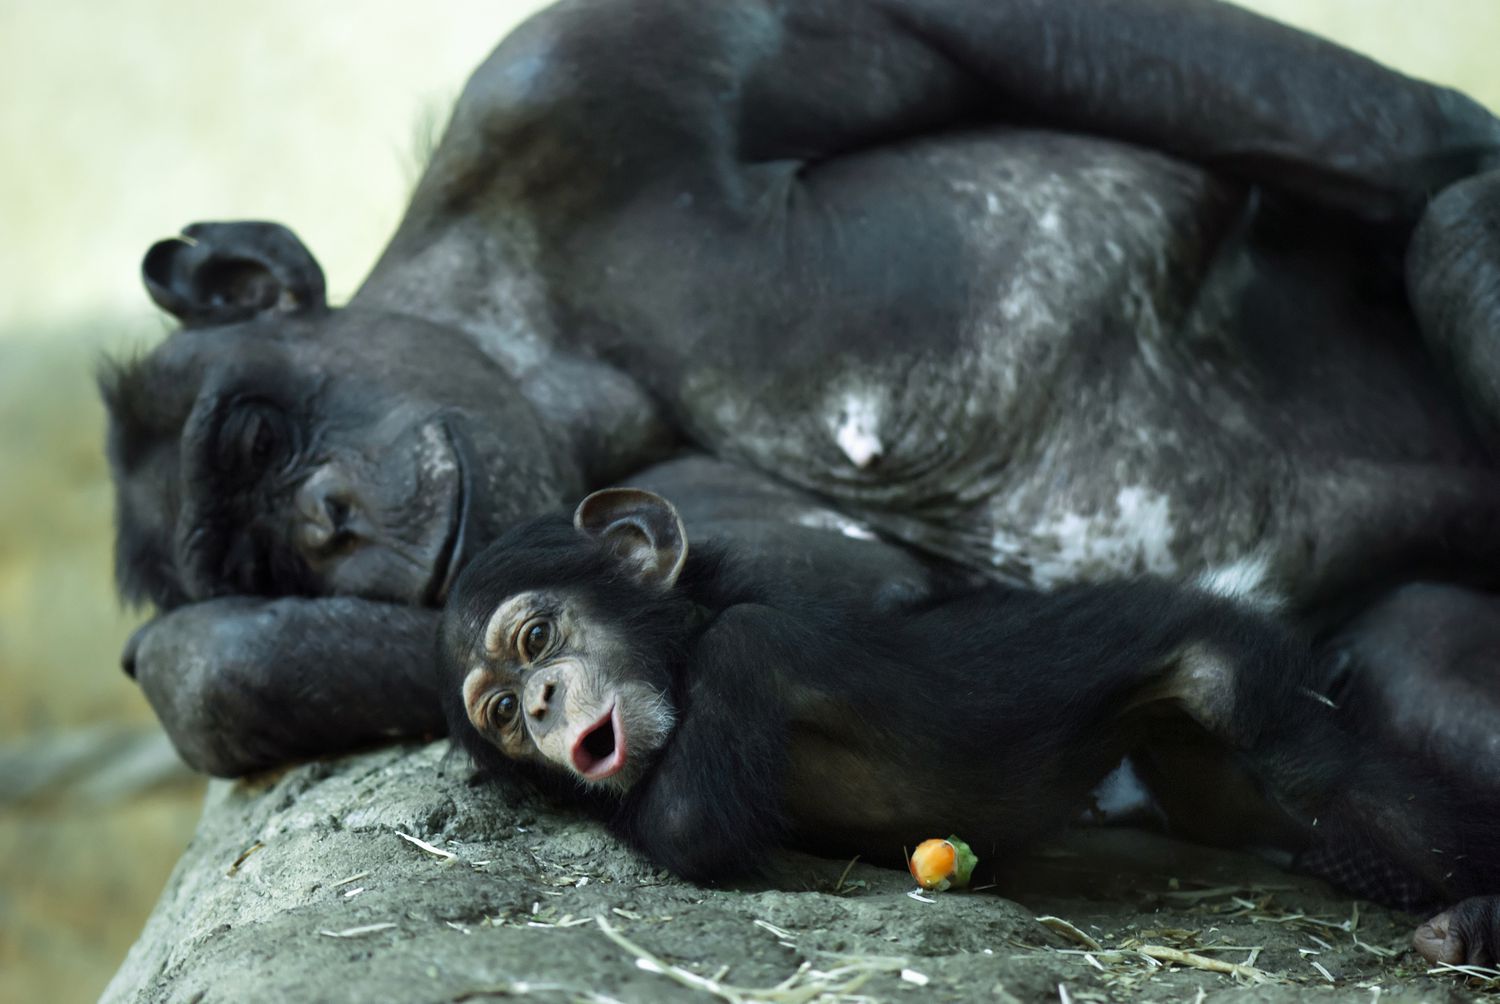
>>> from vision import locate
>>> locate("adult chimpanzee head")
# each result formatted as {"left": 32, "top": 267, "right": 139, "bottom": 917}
{"left": 101, "top": 221, "right": 583, "bottom": 611}
{"left": 438, "top": 489, "right": 696, "bottom": 794}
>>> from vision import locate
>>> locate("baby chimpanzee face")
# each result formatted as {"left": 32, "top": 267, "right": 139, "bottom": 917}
{"left": 457, "top": 587, "right": 677, "bottom": 792}
{"left": 438, "top": 490, "right": 694, "bottom": 795}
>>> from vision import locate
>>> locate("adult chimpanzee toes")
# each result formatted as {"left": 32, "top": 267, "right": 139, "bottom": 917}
{"left": 1415, "top": 910, "right": 1463, "bottom": 965}
{"left": 1414, "top": 896, "right": 1500, "bottom": 966}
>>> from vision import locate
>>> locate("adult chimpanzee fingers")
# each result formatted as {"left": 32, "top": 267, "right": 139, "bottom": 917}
{"left": 1414, "top": 897, "right": 1500, "bottom": 967}
{"left": 142, "top": 220, "right": 327, "bottom": 328}
{"left": 573, "top": 488, "right": 688, "bottom": 588}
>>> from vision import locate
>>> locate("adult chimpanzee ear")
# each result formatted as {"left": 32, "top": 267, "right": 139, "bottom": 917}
{"left": 573, "top": 489, "right": 689, "bottom": 589}
{"left": 141, "top": 221, "right": 327, "bottom": 328}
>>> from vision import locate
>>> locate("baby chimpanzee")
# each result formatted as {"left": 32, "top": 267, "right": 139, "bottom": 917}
{"left": 438, "top": 489, "right": 1500, "bottom": 957}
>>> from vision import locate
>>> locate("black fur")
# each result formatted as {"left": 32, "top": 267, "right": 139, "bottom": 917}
{"left": 441, "top": 505, "right": 1500, "bottom": 900}
{"left": 103, "top": 0, "right": 1500, "bottom": 963}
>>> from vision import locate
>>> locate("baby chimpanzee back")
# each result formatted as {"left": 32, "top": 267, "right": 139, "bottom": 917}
{"left": 437, "top": 489, "right": 1500, "bottom": 913}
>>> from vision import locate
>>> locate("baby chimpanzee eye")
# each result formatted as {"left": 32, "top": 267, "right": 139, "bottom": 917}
{"left": 518, "top": 619, "right": 553, "bottom": 662}
{"left": 491, "top": 693, "right": 519, "bottom": 725}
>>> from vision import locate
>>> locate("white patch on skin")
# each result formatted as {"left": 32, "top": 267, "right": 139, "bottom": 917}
{"left": 1000, "top": 284, "right": 1052, "bottom": 324}
{"left": 1195, "top": 552, "right": 1284, "bottom": 612}
{"left": 1113, "top": 486, "right": 1177, "bottom": 571}
{"left": 1169, "top": 644, "right": 1237, "bottom": 733}
{"left": 992, "top": 485, "right": 1180, "bottom": 587}
{"left": 833, "top": 393, "right": 884, "bottom": 469}
{"left": 793, "top": 508, "right": 878, "bottom": 541}
{"left": 418, "top": 420, "right": 459, "bottom": 478}
{"left": 1128, "top": 284, "right": 1169, "bottom": 377}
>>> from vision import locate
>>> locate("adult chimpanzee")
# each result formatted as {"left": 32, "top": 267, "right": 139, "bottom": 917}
{"left": 103, "top": 0, "right": 1500, "bottom": 960}
{"left": 440, "top": 488, "right": 1500, "bottom": 965}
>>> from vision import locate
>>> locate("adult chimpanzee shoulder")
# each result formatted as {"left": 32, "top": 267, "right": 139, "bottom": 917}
{"left": 104, "top": 1, "right": 1500, "bottom": 790}
{"left": 438, "top": 488, "right": 1500, "bottom": 964}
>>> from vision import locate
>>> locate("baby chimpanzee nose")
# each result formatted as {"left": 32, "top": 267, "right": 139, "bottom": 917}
{"left": 528, "top": 678, "right": 559, "bottom": 719}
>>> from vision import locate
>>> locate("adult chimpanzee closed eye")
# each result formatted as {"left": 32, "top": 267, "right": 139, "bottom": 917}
{"left": 439, "top": 489, "right": 1500, "bottom": 963}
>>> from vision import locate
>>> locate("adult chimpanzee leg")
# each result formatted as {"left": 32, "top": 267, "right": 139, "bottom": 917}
{"left": 1315, "top": 583, "right": 1500, "bottom": 964}
{"left": 1377, "top": 168, "right": 1500, "bottom": 960}
{"left": 1142, "top": 612, "right": 1500, "bottom": 963}
{"left": 460, "top": 0, "right": 1498, "bottom": 228}
{"left": 1409, "top": 169, "right": 1500, "bottom": 442}
{"left": 1322, "top": 583, "right": 1500, "bottom": 792}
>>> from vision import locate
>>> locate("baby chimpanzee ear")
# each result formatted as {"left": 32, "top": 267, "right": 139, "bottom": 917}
{"left": 573, "top": 489, "right": 688, "bottom": 589}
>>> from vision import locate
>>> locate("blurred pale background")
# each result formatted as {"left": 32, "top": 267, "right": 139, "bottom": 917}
{"left": 0, "top": 1, "right": 1495, "bottom": 999}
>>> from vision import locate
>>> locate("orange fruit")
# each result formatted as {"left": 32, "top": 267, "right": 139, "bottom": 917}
{"left": 908, "top": 838, "right": 959, "bottom": 890}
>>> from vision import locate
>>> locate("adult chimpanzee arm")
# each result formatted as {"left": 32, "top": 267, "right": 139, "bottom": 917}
{"left": 490, "top": 0, "right": 1498, "bottom": 227}
{"left": 126, "top": 598, "right": 444, "bottom": 777}
{"left": 611, "top": 604, "right": 802, "bottom": 882}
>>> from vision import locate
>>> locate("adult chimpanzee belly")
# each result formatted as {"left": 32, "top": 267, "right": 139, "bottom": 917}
{"left": 606, "top": 129, "right": 1496, "bottom": 603}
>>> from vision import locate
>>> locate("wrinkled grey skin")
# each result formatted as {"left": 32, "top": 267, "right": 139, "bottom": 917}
{"left": 103, "top": 0, "right": 1500, "bottom": 963}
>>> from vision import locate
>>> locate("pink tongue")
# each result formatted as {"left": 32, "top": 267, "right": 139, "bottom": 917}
{"left": 572, "top": 709, "right": 619, "bottom": 777}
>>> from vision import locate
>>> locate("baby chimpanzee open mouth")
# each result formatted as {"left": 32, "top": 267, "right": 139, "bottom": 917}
{"left": 571, "top": 703, "right": 627, "bottom": 780}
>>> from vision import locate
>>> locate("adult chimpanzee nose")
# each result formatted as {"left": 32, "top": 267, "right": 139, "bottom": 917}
{"left": 294, "top": 466, "right": 358, "bottom": 554}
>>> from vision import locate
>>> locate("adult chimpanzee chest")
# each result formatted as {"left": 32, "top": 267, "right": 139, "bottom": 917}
{"left": 555, "top": 127, "right": 1491, "bottom": 602}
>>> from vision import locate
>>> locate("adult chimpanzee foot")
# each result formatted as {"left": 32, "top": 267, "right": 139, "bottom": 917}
{"left": 1414, "top": 896, "right": 1500, "bottom": 966}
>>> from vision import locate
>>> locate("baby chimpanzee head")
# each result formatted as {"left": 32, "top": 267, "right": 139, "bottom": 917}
{"left": 438, "top": 489, "right": 697, "bottom": 794}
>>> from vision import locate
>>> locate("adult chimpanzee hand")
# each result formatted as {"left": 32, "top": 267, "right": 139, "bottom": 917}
{"left": 125, "top": 597, "right": 444, "bottom": 777}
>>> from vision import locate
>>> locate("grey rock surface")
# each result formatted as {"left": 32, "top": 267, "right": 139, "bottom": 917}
{"left": 101, "top": 743, "right": 1042, "bottom": 1003}
{"left": 103, "top": 743, "right": 1472, "bottom": 1003}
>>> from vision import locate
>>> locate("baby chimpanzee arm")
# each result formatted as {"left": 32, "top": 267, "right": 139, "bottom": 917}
{"left": 611, "top": 604, "right": 808, "bottom": 882}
